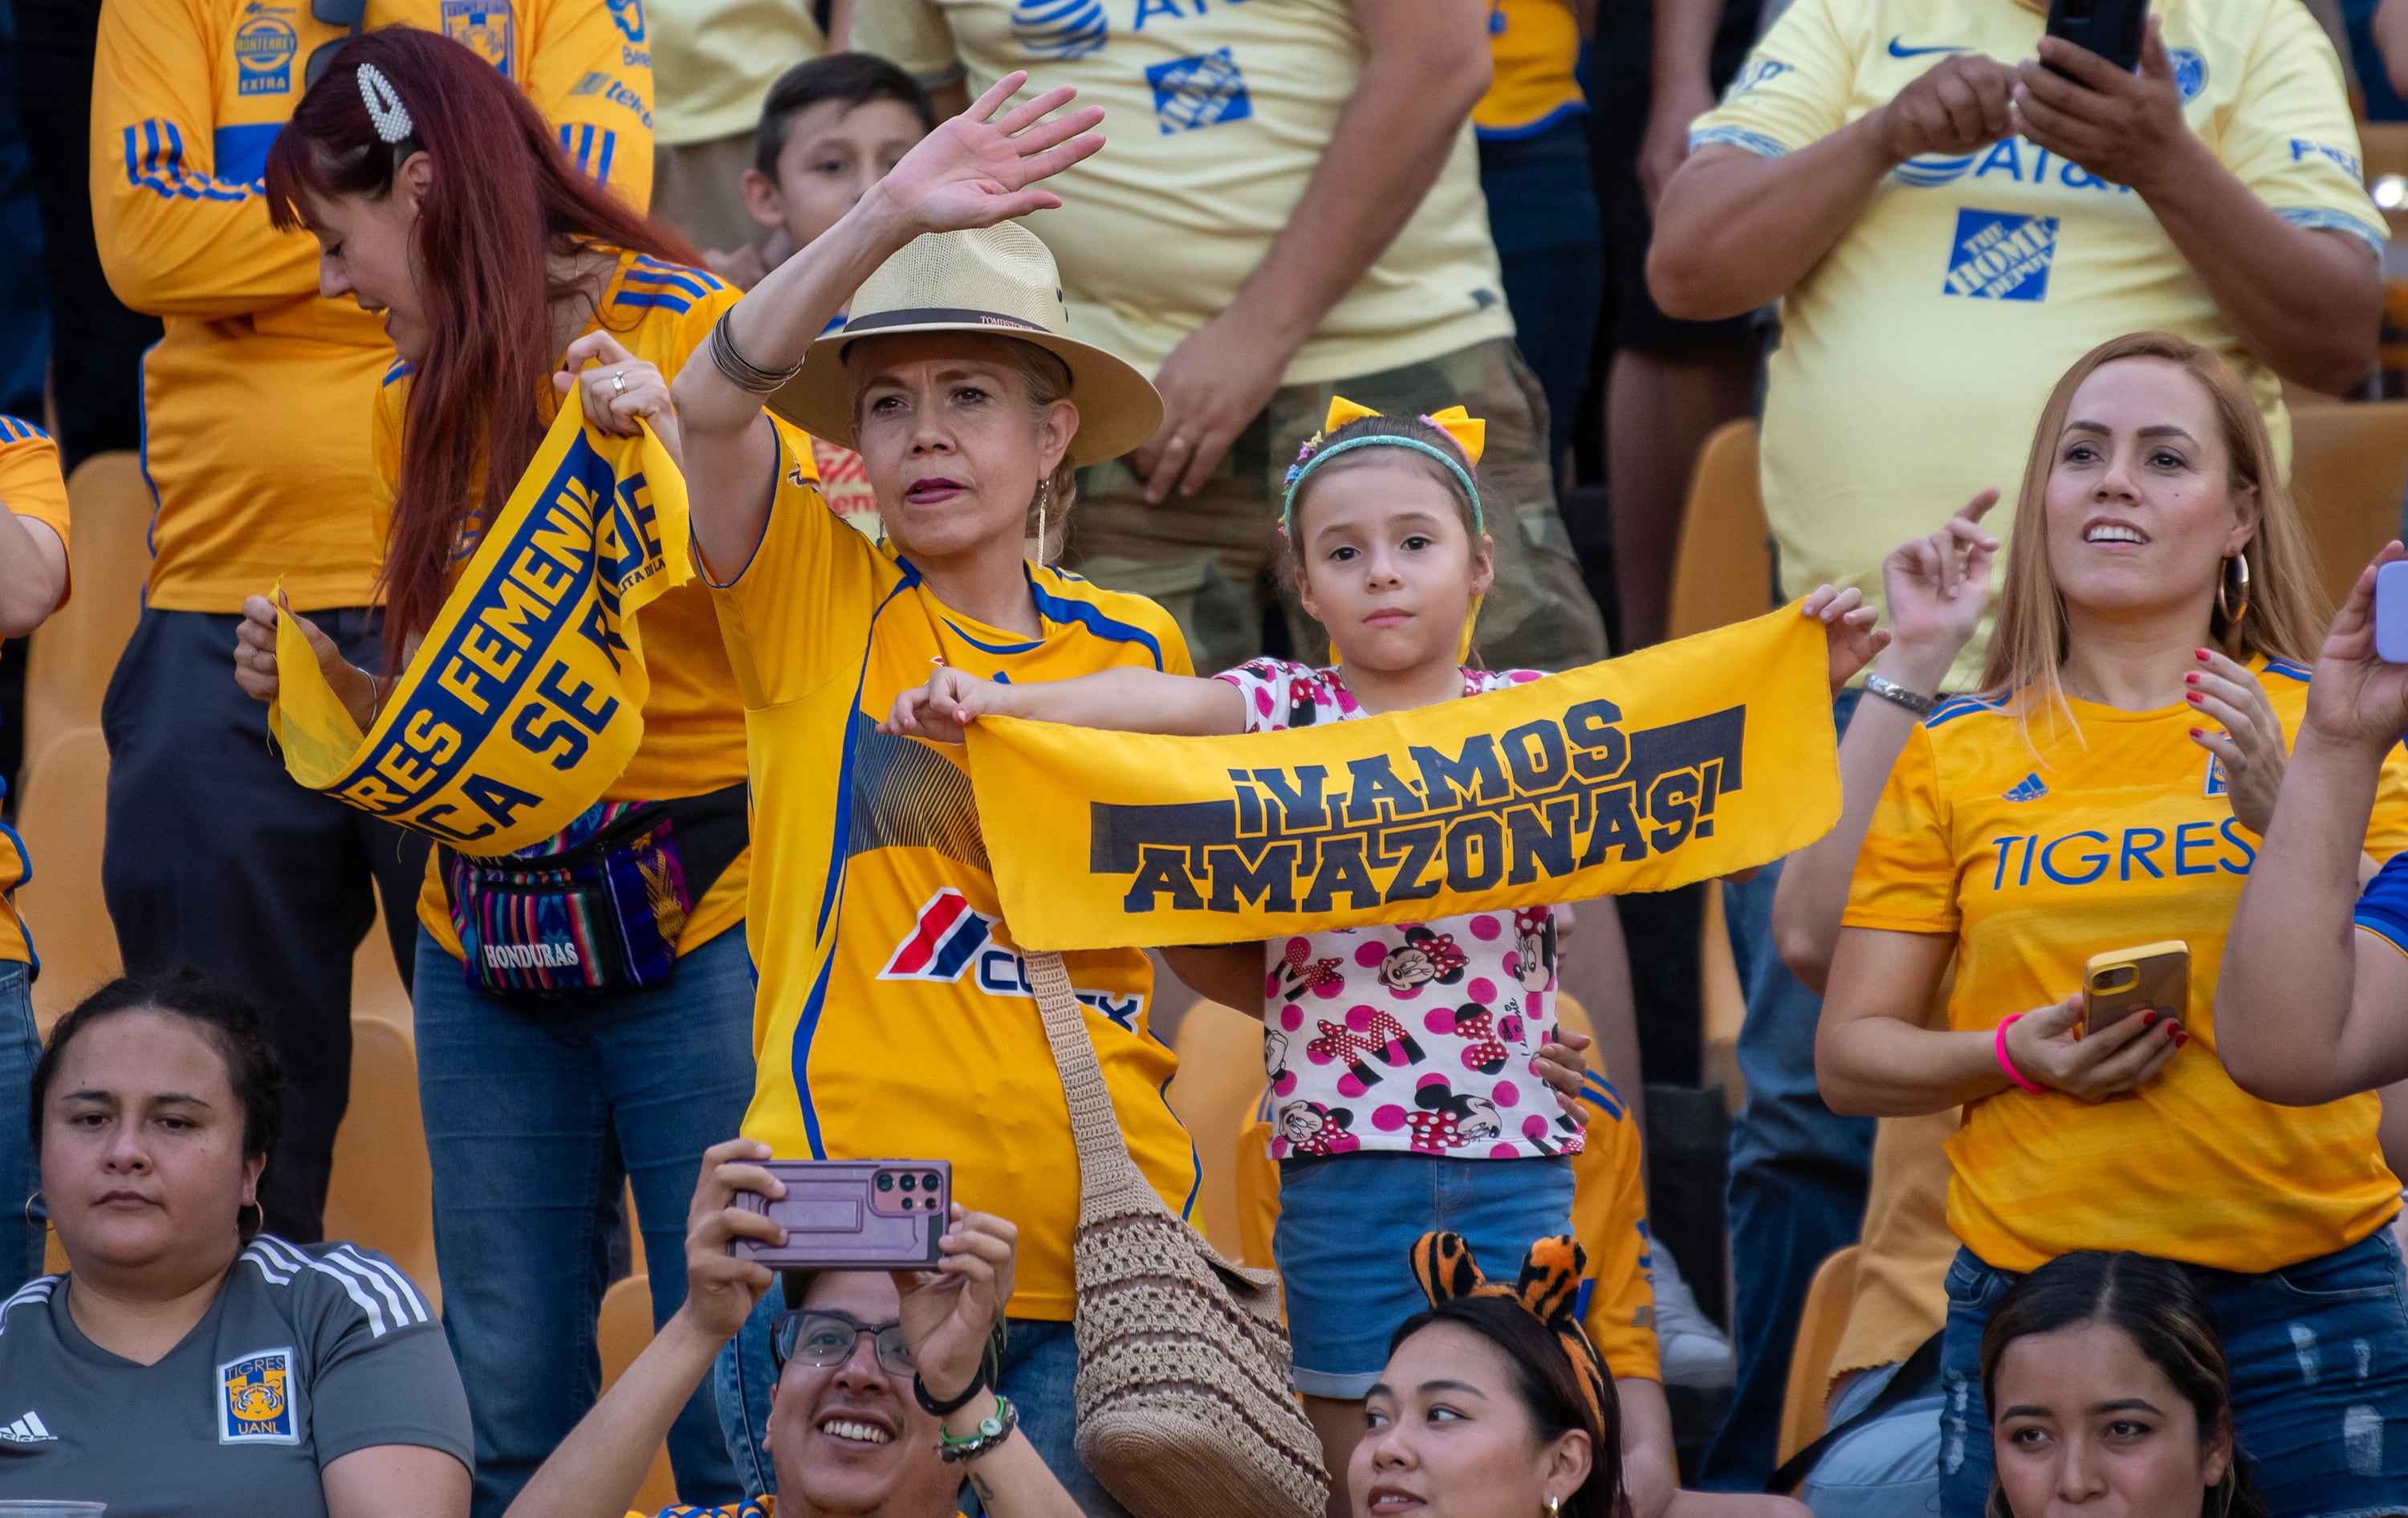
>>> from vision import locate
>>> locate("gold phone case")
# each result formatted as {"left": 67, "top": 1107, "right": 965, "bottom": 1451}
{"left": 2083, "top": 940, "right": 2190, "bottom": 1036}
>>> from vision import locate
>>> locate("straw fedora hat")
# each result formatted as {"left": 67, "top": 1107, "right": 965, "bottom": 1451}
{"left": 768, "top": 222, "right": 1162, "bottom": 469}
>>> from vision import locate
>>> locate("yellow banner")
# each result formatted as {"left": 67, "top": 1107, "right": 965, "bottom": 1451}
{"left": 967, "top": 607, "right": 1841, "bottom": 950}
{"left": 270, "top": 393, "right": 687, "bottom": 853}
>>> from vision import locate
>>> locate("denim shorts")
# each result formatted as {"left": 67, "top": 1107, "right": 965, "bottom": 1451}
{"left": 1938, "top": 1231, "right": 2408, "bottom": 1518}
{"left": 1275, "top": 1152, "right": 1574, "bottom": 1399}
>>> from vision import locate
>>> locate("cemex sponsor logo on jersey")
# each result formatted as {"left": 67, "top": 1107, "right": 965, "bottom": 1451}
{"left": 0, "top": 1410, "right": 55, "bottom": 1443}
{"left": 881, "top": 890, "right": 1145, "bottom": 1030}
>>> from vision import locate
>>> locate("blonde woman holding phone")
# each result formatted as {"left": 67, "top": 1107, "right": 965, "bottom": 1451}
{"left": 1815, "top": 331, "right": 2408, "bottom": 1518}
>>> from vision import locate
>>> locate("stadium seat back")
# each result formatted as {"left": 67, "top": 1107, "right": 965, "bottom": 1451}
{"left": 25, "top": 454, "right": 150, "bottom": 764}
{"left": 598, "top": 1274, "right": 678, "bottom": 1511}
{"left": 323, "top": 1015, "right": 439, "bottom": 1312}
{"left": 1668, "top": 421, "right": 1775, "bottom": 642}
{"left": 2289, "top": 401, "right": 2408, "bottom": 617}
{"left": 1169, "top": 999, "right": 1270, "bottom": 1258}
{"left": 1775, "top": 1243, "right": 1863, "bottom": 1468}
{"left": 16, "top": 726, "right": 120, "bottom": 1028}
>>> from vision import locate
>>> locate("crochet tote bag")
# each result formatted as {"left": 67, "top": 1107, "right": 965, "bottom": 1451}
{"left": 1023, "top": 949, "right": 1329, "bottom": 1518}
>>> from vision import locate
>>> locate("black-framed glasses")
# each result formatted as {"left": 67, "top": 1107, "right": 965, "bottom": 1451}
{"left": 771, "top": 1308, "right": 914, "bottom": 1376}
{"left": 303, "top": 0, "right": 370, "bottom": 91}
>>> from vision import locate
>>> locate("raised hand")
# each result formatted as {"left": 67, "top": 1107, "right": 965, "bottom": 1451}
{"left": 876, "top": 71, "right": 1106, "bottom": 238}
{"left": 1531, "top": 1029, "right": 1593, "bottom": 1125}
{"left": 893, "top": 1207, "right": 1018, "bottom": 1403}
{"left": 2304, "top": 543, "right": 2408, "bottom": 758}
{"left": 1872, "top": 490, "right": 2000, "bottom": 694}
{"left": 2187, "top": 647, "right": 2288, "bottom": 835}
{"left": 677, "top": 1137, "right": 787, "bottom": 1345}
{"left": 1801, "top": 584, "right": 1889, "bottom": 694}
{"left": 1876, "top": 52, "right": 2018, "bottom": 163}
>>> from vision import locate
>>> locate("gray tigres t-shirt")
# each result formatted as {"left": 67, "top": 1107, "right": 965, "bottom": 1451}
{"left": 0, "top": 1235, "right": 471, "bottom": 1515}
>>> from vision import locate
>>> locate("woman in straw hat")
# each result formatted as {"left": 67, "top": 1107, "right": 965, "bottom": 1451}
{"left": 669, "top": 75, "right": 1190, "bottom": 1513}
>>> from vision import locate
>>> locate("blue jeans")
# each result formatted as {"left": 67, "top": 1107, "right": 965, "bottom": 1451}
{"left": 0, "top": 962, "right": 41, "bottom": 1291}
{"left": 414, "top": 925, "right": 757, "bottom": 1518}
{"left": 1700, "top": 691, "right": 1877, "bottom": 1490}
{"left": 1940, "top": 1235, "right": 2408, "bottom": 1518}
{"left": 1797, "top": 1358, "right": 1944, "bottom": 1517}
{"left": 717, "top": 1294, "right": 1129, "bottom": 1518}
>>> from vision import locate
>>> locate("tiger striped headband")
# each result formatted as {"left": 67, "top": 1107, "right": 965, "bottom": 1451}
{"left": 1409, "top": 1231, "right": 1609, "bottom": 1437}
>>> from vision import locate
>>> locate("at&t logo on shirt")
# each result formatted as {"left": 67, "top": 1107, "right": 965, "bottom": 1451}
{"left": 1012, "top": 0, "right": 1107, "bottom": 58}
{"left": 219, "top": 1348, "right": 298, "bottom": 1444}
{"left": 1945, "top": 209, "right": 2059, "bottom": 301}
{"left": 233, "top": 14, "right": 297, "bottom": 95}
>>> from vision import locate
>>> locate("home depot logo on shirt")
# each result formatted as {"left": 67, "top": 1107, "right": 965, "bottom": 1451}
{"left": 1945, "top": 209, "right": 2060, "bottom": 301}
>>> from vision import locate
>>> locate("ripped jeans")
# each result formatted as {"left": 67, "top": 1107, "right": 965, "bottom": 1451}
{"left": 1938, "top": 1232, "right": 2408, "bottom": 1518}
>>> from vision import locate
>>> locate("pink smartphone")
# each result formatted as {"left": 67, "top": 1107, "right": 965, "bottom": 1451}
{"left": 2377, "top": 560, "right": 2408, "bottom": 664}
{"left": 731, "top": 1159, "right": 951, "bottom": 1270}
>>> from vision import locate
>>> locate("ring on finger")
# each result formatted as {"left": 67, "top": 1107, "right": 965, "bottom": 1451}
{"left": 1165, "top": 435, "right": 1193, "bottom": 454}
{"left": 611, "top": 369, "right": 628, "bottom": 396}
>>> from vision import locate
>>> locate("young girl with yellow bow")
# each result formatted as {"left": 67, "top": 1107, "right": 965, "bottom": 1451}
{"left": 886, "top": 398, "right": 1864, "bottom": 1514}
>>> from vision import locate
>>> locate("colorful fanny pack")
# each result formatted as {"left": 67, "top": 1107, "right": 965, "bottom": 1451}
{"left": 441, "top": 783, "right": 747, "bottom": 1002}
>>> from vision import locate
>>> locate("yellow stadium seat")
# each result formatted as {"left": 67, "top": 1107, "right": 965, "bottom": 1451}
{"left": 1235, "top": 1114, "right": 1280, "bottom": 1274}
{"left": 1774, "top": 1245, "right": 1862, "bottom": 1471}
{"left": 599, "top": 1273, "right": 679, "bottom": 1513}
{"left": 2290, "top": 401, "right": 2408, "bottom": 616}
{"left": 24, "top": 453, "right": 151, "bottom": 765}
{"left": 352, "top": 903, "right": 413, "bottom": 1032}
{"left": 1169, "top": 999, "right": 1270, "bottom": 1260}
{"left": 16, "top": 726, "right": 120, "bottom": 1029}
{"left": 323, "top": 1015, "right": 440, "bottom": 1313}
{"left": 1667, "top": 421, "right": 1775, "bottom": 643}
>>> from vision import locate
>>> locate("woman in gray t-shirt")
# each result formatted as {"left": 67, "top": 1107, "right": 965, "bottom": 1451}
{"left": 0, "top": 974, "right": 471, "bottom": 1516}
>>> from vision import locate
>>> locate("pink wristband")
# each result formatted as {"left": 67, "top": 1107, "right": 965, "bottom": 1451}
{"left": 1995, "top": 1013, "right": 2046, "bottom": 1094}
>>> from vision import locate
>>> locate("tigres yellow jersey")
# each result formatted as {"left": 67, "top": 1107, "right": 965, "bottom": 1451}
{"left": 1845, "top": 662, "right": 2408, "bottom": 1272}
{"left": 382, "top": 250, "right": 751, "bottom": 955}
{"left": 710, "top": 431, "right": 1198, "bottom": 1320}
{"left": 0, "top": 419, "right": 71, "bottom": 967}
{"left": 1474, "top": 0, "right": 1586, "bottom": 138}
{"left": 92, "top": 0, "right": 655, "bottom": 614}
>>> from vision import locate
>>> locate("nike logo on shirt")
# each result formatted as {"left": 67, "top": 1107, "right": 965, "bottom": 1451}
{"left": 1888, "top": 36, "right": 1968, "bottom": 55}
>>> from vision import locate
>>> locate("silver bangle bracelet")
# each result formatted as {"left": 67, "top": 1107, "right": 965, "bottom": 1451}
{"left": 1863, "top": 671, "right": 1938, "bottom": 718}
{"left": 709, "top": 309, "right": 803, "bottom": 394}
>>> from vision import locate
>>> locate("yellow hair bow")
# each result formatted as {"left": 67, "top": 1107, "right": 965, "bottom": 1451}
{"left": 1320, "top": 397, "right": 1487, "bottom": 466}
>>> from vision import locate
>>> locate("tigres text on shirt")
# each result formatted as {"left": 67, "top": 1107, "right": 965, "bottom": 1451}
{"left": 92, "top": 0, "right": 654, "bottom": 612}
{"left": 1844, "top": 661, "right": 2408, "bottom": 1273}
{"left": 1689, "top": 0, "right": 2378, "bottom": 687}
{"left": 709, "top": 426, "right": 1198, "bottom": 1321}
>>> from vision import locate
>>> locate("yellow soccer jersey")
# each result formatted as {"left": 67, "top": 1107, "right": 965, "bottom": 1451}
{"left": 379, "top": 252, "right": 750, "bottom": 957}
{"left": 856, "top": 0, "right": 1514, "bottom": 385}
{"left": 1844, "top": 661, "right": 2408, "bottom": 1273}
{"left": 1475, "top": 0, "right": 1587, "bottom": 138}
{"left": 1691, "top": 0, "right": 2377, "bottom": 688}
{"left": 710, "top": 427, "right": 1199, "bottom": 1321}
{"left": 1570, "top": 1073, "right": 1658, "bottom": 1383}
{"left": 0, "top": 419, "right": 71, "bottom": 968}
{"left": 92, "top": 0, "right": 655, "bottom": 614}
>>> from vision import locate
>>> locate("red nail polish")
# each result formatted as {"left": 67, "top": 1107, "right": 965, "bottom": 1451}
{"left": 2190, "top": 726, "right": 2203, "bottom": 737}
{"left": 2187, "top": 691, "right": 2203, "bottom": 702}
{"left": 2196, "top": 649, "right": 2211, "bottom": 661}
{"left": 2186, "top": 673, "right": 2199, "bottom": 685}
{"left": 2141, "top": 1011, "right": 2158, "bottom": 1026}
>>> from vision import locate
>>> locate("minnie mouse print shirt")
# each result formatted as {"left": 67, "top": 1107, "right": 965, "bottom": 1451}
{"left": 1215, "top": 659, "right": 1588, "bottom": 1162}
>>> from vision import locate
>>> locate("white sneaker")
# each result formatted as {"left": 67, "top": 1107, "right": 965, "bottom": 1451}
{"left": 1651, "top": 1246, "right": 1737, "bottom": 1390}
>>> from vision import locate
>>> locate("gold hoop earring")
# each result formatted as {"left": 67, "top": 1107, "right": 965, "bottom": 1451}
{"left": 2217, "top": 552, "right": 2251, "bottom": 629}
{"left": 1544, "top": 1496, "right": 1562, "bottom": 1518}
{"left": 20, "top": 1190, "right": 40, "bottom": 1229}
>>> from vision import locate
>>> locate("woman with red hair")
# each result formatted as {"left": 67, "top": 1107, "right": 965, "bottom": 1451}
{"left": 232, "top": 29, "right": 754, "bottom": 1516}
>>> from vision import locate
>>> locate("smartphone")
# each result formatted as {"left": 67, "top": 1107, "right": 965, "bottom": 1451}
{"left": 2045, "top": 0, "right": 2149, "bottom": 76}
{"left": 2082, "top": 941, "right": 2189, "bottom": 1036}
{"left": 731, "top": 1159, "right": 951, "bottom": 1271}
{"left": 2376, "top": 560, "right": 2408, "bottom": 663}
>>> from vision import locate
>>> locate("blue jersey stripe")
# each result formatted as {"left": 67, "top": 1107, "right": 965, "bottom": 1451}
{"left": 612, "top": 291, "right": 697, "bottom": 313}
{"left": 1028, "top": 578, "right": 1165, "bottom": 669}
{"left": 625, "top": 260, "right": 717, "bottom": 299}
{"left": 1926, "top": 694, "right": 2007, "bottom": 729}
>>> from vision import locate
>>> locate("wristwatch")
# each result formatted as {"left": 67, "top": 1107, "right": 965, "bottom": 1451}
{"left": 1864, "top": 671, "right": 1938, "bottom": 718}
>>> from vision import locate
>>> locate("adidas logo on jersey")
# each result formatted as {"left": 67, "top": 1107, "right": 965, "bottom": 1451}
{"left": 2004, "top": 773, "right": 2049, "bottom": 802}
{"left": 879, "top": 889, "right": 998, "bottom": 983}
{"left": 0, "top": 1410, "right": 55, "bottom": 1443}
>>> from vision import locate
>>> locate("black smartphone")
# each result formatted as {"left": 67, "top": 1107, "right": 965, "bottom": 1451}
{"left": 2044, "top": 0, "right": 2149, "bottom": 77}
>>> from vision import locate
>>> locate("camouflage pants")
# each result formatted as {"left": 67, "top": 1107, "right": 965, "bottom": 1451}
{"left": 1067, "top": 337, "right": 1610, "bottom": 674}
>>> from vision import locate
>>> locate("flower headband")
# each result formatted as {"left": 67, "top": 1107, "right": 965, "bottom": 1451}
{"left": 1409, "top": 1230, "right": 1609, "bottom": 1438}
{"left": 1280, "top": 397, "right": 1487, "bottom": 539}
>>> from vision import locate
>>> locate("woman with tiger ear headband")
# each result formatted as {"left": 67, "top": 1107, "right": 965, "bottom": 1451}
{"left": 1365, "top": 1233, "right": 1807, "bottom": 1518}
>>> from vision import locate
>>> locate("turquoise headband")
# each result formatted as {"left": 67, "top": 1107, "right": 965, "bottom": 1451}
{"left": 1280, "top": 435, "right": 1485, "bottom": 538}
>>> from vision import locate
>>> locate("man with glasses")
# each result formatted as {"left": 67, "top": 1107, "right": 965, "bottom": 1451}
{"left": 504, "top": 1138, "right": 1087, "bottom": 1518}
{"left": 87, "top": 0, "right": 654, "bottom": 1248}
